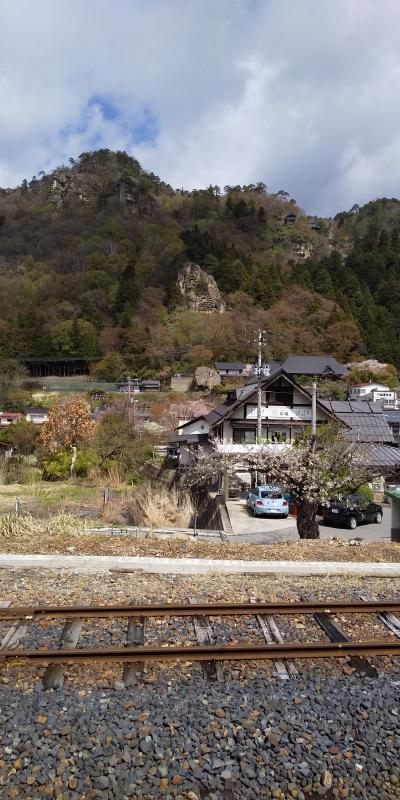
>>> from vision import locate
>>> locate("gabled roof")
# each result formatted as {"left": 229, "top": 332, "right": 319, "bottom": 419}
{"left": 280, "top": 355, "right": 347, "bottom": 377}
{"left": 244, "top": 363, "right": 282, "bottom": 385}
{"left": 203, "top": 369, "right": 338, "bottom": 428}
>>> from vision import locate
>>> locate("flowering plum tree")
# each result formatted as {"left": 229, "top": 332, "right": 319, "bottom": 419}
{"left": 189, "top": 425, "right": 379, "bottom": 539}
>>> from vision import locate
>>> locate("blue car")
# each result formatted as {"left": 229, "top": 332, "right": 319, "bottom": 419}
{"left": 246, "top": 485, "right": 289, "bottom": 517}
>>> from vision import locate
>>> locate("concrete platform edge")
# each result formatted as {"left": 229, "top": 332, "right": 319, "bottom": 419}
{"left": 0, "top": 553, "right": 400, "bottom": 576}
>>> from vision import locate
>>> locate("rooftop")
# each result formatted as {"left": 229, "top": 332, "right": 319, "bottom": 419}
{"left": 280, "top": 355, "right": 347, "bottom": 377}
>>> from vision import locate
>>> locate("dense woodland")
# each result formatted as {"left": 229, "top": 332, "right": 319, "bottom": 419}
{"left": 0, "top": 150, "right": 399, "bottom": 378}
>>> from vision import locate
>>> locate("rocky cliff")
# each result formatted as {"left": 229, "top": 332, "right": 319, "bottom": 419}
{"left": 177, "top": 263, "right": 226, "bottom": 313}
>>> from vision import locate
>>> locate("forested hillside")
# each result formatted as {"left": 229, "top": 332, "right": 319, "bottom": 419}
{"left": 0, "top": 149, "right": 398, "bottom": 376}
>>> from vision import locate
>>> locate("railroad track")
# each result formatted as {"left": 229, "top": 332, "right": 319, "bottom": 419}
{"left": 1, "top": 599, "right": 400, "bottom": 687}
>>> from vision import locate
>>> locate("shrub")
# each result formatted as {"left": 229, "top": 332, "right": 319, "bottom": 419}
{"left": 2, "top": 455, "right": 41, "bottom": 485}
{"left": 356, "top": 483, "right": 374, "bottom": 503}
{"left": 42, "top": 448, "right": 97, "bottom": 481}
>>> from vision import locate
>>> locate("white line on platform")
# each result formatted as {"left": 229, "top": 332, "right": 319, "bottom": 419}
{"left": 0, "top": 553, "right": 400, "bottom": 576}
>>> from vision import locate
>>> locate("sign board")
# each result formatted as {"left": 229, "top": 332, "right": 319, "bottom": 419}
{"left": 245, "top": 405, "right": 313, "bottom": 421}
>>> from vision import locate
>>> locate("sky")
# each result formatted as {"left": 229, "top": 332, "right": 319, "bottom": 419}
{"left": 1, "top": 0, "right": 400, "bottom": 215}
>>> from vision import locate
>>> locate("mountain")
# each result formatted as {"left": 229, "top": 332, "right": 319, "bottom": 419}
{"left": 0, "top": 149, "right": 398, "bottom": 375}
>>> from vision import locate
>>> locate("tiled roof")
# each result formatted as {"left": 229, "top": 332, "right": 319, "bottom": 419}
{"left": 281, "top": 355, "right": 347, "bottom": 376}
{"left": 384, "top": 409, "right": 400, "bottom": 423}
{"left": 319, "top": 400, "right": 394, "bottom": 443}
{"left": 214, "top": 362, "right": 247, "bottom": 370}
{"left": 358, "top": 443, "right": 400, "bottom": 469}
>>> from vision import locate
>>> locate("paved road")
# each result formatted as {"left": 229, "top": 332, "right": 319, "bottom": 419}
{"left": 226, "top": 498, "right": 392, "bottom": 544}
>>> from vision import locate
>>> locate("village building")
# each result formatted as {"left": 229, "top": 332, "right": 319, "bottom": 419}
{"left": 0, "top": 412, "right": 24, "bottom": 426}
{"left": 171, "top": 370, "right": 400, "bottom": 477}
{"left": 214, "top": 362, "right": 249, "bottom": 379}
{"left": 25, "top": 408, "right": 49, "bottom": 424}
{"left": 349, "top": 382, "right": 398, "bottom": 408}
{"left": 279, "top": 355, "right": 347, "bottom": 380}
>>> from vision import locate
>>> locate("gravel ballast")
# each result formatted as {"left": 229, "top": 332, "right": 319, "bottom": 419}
{"left": 1, "top": 675, "right": 399, "bottom": 799}
{"left": 1, "top": 570, "right": 400, "bottom": 799}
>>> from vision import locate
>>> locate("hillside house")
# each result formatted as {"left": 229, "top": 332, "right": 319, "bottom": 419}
{"left": 117, "top": 379, "right": 161, "bottom": 393}
{"left": 25, "top": 408, "right": 49, "bottom": 424}
{"left": 279, "top": 355, "right": 347, "bottom": 380}
{"left": 215, "top": 362, "right": 249, "bottom": 378}
{"left": 0, "top": 412, "right": 24, "bottom": 426}
{"left": 349, "top": 383, "right": 398, "bottom": 408}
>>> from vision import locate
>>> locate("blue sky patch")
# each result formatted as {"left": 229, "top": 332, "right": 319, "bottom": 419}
{"left": 88, "top": 94, "right": 119, "bottom": 121}
{"left": 131, "top": 108, "right": 159, "bottom": 145}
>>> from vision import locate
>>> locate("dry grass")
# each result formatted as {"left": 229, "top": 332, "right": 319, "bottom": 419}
{"left": 124, "top": 483, "right": 194, "bottom": 529}
{"left": 0, "top": 511, "right": 84, "bottom": 548}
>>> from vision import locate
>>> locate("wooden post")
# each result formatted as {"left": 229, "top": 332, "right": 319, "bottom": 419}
{"left": 103, "top": 485, "right": 110, "bottom": 510}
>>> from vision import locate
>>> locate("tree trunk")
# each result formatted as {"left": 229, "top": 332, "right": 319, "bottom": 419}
{"left": 70, "top": 446, "right": 77, "bottom": 479}
{"left": 296, "top": 500, "right": 319, "bottom": 539}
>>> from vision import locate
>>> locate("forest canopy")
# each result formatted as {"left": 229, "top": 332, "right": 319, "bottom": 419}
{"left": 0, "top": 150, "right": 398, "bottom": 374}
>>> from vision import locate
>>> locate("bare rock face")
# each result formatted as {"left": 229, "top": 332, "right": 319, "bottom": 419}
{"left": 194, "top": 366, "right": 221, "bottom": 391}
{"left": 177, "top": 263, "right": 225, "bottom": 313}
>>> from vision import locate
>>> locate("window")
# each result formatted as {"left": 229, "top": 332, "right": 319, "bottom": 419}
{"left": 233, "top": 428, "right": 256, "bottom": 444}
{"left": 270, "top": 431, "right": 288, "bottom": 443}
{"left": 265, "top": 390, "right": 293, "bottom": 406}
{"left": 260, "top": 490, "right": 283, "bottom": 499}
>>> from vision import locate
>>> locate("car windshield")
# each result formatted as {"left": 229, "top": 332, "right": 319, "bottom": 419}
{"left": 260, "top": 491, "right": 282, "bottom": 499}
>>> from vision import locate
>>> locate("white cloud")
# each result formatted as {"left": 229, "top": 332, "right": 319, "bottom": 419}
{"left": 1, "top": 0, "right": 400, "bottom": 214}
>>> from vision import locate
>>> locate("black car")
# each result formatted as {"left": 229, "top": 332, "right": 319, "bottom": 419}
{"left": 322, "top": 493, "right": 383, "bottom": 530}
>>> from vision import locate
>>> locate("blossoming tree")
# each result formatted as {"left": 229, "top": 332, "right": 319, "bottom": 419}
{"left": 189, "top": 425, "right": 380, "bottom": 539}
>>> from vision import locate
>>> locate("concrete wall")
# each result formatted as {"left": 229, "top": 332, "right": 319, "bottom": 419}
{"left": 195, "top": 489, "right": 232, "bottom": 532}
{"left": 171, "top": 376, "right": 194, "bottom": 392}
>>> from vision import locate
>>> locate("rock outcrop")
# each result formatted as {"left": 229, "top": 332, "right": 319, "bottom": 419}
{"left": 194, "top": 366, "right": 221, "bottom": 391}
{"left": 177, "top": 263, "right": 225, "bottom": 313}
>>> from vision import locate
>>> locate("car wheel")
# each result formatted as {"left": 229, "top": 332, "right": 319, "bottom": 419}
{"left": 348, "top": 516, "right": 357, "bottom": 530}
{"left": 375, "top": 512, "right": 382, "bottom": 524}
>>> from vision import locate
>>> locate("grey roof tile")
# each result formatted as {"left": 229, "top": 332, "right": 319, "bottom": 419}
{"left": 280, "top": 355, "right": 347, "bottom": 376}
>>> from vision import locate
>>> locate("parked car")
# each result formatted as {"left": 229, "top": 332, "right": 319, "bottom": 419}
{"left": 246, "top": 486, "right": 289, "bottom": 517}
{"left": 322, "top": 494, "right": 383, "bottom": 530}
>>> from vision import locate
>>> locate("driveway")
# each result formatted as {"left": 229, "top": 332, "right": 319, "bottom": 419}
{"left": 226, "top": 498, "right": 392, "bottom": 544}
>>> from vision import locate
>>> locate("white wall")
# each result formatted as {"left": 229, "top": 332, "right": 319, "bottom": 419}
{"left": 178, "top": 418, "right": 209, "bottom": 436}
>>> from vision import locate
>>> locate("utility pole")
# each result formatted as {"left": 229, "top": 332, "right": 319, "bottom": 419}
{"left": 256, "top": 329, "right": 264, "bottom": 444}
{"left": 126, "top": 375, "right": 132, "bottom": 424}
{"left": 311, "top": 381, "right": 317, "bottom": 436}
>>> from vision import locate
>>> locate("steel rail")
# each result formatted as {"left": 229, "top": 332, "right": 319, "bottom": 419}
{"left": 1, "top": 639, "right": 400, "bottom": 665}
{"left": 1, "top": 599, "right": 400, "bottom": 621}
